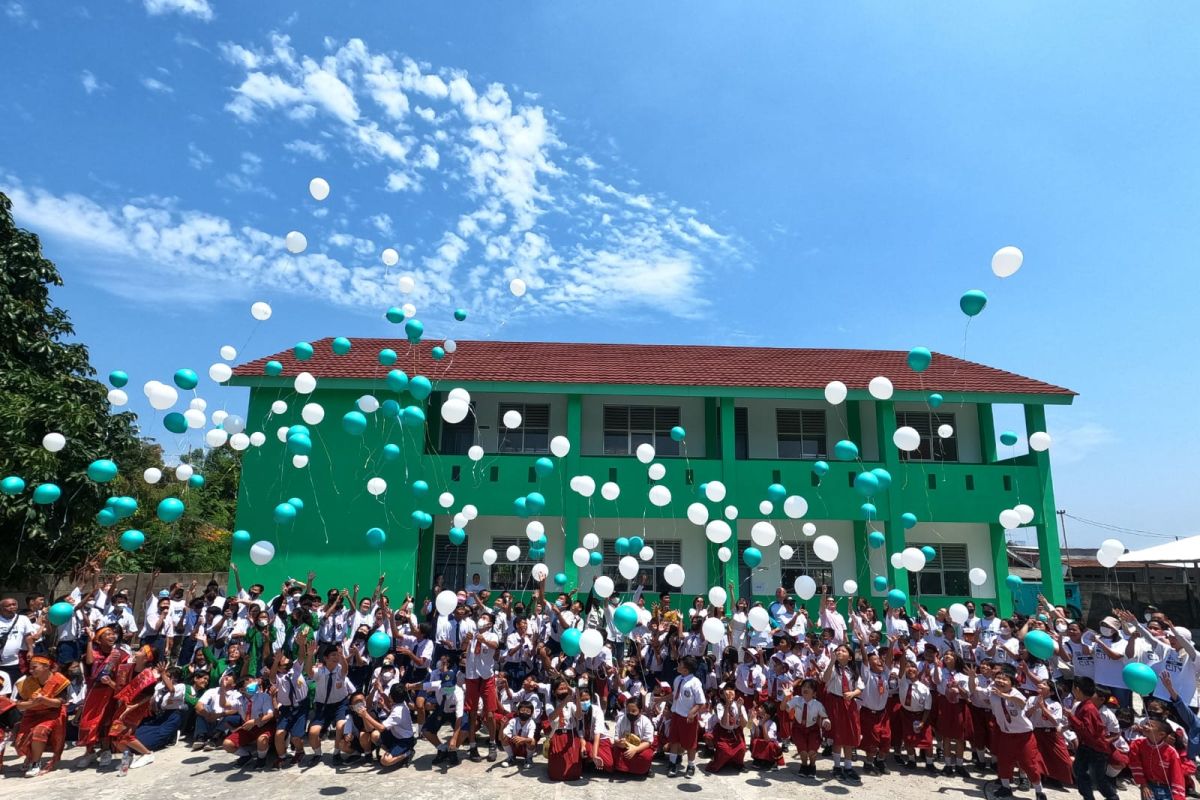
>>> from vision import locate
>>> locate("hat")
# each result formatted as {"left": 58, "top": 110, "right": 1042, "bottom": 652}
{"left": 1100, "top": 616, "right": 1121, "bottom": 631}
{"left": 745, "top": 646, "right": 760, "bottom": 656}
{"left": 157, "top": 589, "right": 171, "bottom": 599}
{"left": 1177, "top": 628, "right": 1193, "bottom": 642}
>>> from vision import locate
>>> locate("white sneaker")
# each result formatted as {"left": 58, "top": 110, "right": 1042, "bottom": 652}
{"left": 98, "top": 750, "right": 113, "bottom": 768}
{"left": 25, "top": 762, "right": 43, "bottom": 778}
{"left": 76, "top": 750, "right": 99, "bottom": 768}
{"left": 130, "top": 753, "right": 155, "bottom": 770}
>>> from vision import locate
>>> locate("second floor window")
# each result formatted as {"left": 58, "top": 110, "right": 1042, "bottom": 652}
{"left": 488, "top": 537, "right": 538, "bottom": 591}
{"left": 896, "top": 411, "right": 959, "bottom": 462}
{"left": 497, "top": 403, "right": 550, "bottom": 454}
{"left": 603, "top": 405, "right": 681, "bottom": 456}
{"left": 776, "top": 409, "right": 826, "bottom": 459}
{"left": 439, "top": 402, "right": 476, "bottom": 455}
{"left": 599, "top": 538, "right": 682, "bottom": 593}
{"left": 779, "top": 541, "right": 834, "bottom": 593}
{"left": 907, "top": 543, "right": 969, "bottom": 596}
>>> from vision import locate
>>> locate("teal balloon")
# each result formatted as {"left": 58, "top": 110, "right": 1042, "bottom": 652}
{"left": 834, "top": 440, "right": 859, "bottom": 460}
{"left": 119, "top": 529, "right": 145, "bottom": 552}
{"left": 873, "top": 575, "right": 888, "bottom": 592}
{"left": 86, "top": 459, "right": 118, "bottom": 483}
{"left": 431, "top": 346, "right": 445, "bottom": 361}
{"left": 386, "top": 306, "right": 405, "bottom": 324}
{"left": 1123, "top": 662, "right": 1158, "bottom": 696}
{"left": 288, "top": 423, "right": 311, "bottom": 438}
{"left": 853, "top": 471, "right": 879, "bottom": 497}
{"left": 1025, "top": 630, "right": 1056, "bottom": 661}
{"left": 628, "top": 536, "right": 645, "bottom": 554}
{"left": 529, "top": 546, "right": 545, "bottom": 560}
{"left": 887, "top": 588, "right": 908, "bottom": 607}
{"left": 907, "top": 347, "right": 932, "bottom": 373}
{"left": 554, "top": 572, "right": 568, "bottom": 586}
{"left": 32, "top": 483, "right": 61, "bottom": 504}
{"left": 365, "top": 527, "right": 387, "bottom": 549}
{"left": 560, "top": 628, "right": 582, "bottom": 657}
{"left": 96, "top": 508, "right": 118, "bottom": 527}
{"left": 232, "top": 530, "right": 251, "bottom": 549}
{"left": 613, "top": 605, "right": 638, "bottom": 634}
{"left": 870, "top": 468, "right": 892, "bottom": 492}
{"left": 860, "top": 502, "right": 877, "bottom": 519}
{"left": 534, "top": 457, "right": 554, "bottom": 477}
{"left": 163, "top": 412, "right": 188, "bottom": 434}
{"left": 367, "top": 631, "right": 392, "bottom": 658}
{"left": 588, "top": 550, "right": 603, "bottom": 566}
{"left": 743, "top": 547, "right": 763, "bottom": 568}
{"left": 382, "top": 443, "right": 401, "bottom": 460}
{"left": 448, "top": 527, "right": 466, "bottom": 546}
{"left": 47, "top": 602, "right": 74, "bottom": 626}
{"left": 767, "top": 483, "right": 787, "bottom": 503}
{"left": 615, "top": 537, "right": 630, "bottom": 556}
{"left": 1000, "top": 431, "right": 1019, "bottom": 446}
{"left": 381, "top": 400, "right": 400, "bottom": 418}
{"left": 411, "top": 510, "right": 433, "bottom": 529}
{"left": 387, "top": 369, "right": 409, "bottom": 392}
{"left": 453, "top": 308, "right": 468, "bottom": 322}
{"left": 408, "top": 375, "right": 432, "bottom": 400}
{"left": 264, "top": 360, "right": 283, "bottom": 376}
{"left": 287, "top": 433, "right": 312, "bottom": 455}
{"left": 921, "top": 546, "right": 936, "bottom": 561}
{"left": 901, "top": 512, "right": 918, "bottom": 529}
{"left": 868, "top": 531, "right": 886, "bottom": 549}
{"left": 812, "top": 460, "right": 830, "bottom": 477}
{"left": 514, "top": 497, "right": 529, "bottom": 517}
{"left": 959, "top": 289, "right": 988, "bottom": 317}
{"left": 379, "top": 348, "right": 397, "bottom": 366}
{"left": 294, "top": 341, "right": 314, "bottom": 360}
{"left": 412, "top": 480, "right": 429, "bottom": 496}
{"left": 405, "top": 319, "right": 424, "bottom": 344}
{"left": 157, "top": 497, "right": 185, "bottom": 522}
{"left": 288, "top": 497, "right": 304, "bottom": 510}
{"left": 1, "top": 476, "right": 25, "bottom": 495}
{"left": 273, "top": 502, "right": 297, "bottom": 524}
{"left": 1006, "top": 574, "right": 1024, "bottom": 590}
{"left": 113, "top": 496, "right": 138, "bottom": 517}
{"left": 173, "top": 368, "right": 199, "bottom": 390}
{"left": 108, "top": 370, "right": 129, "bottom": 388}
{"left": 928, "top": 393, "right": 944, "bottom": 408}
{"left": 670, "top": 426, "right": 686, "bottom": 442}
{"left": 526, "top": 492, "right": 546, "bottom": 513}
{"left": 401, "top": 406, "right": 426, "bottom": 428}
{"left": 343, "top": 411, "right": 368, "bottom": 435}
{"left": 332, "top": 336, "right": 352, "bottom": 355}
{"left": 698, "top": 482, "right": 708, "bottom": 497}
{"left": 188, "top": 474, "right": 205, "bottom": 489}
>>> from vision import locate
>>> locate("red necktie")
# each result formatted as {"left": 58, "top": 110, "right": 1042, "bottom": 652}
{"left": 801, "top": 701, "right": 808, "bottom": 726}
{"left": 905, "top": 683, "right": 913, "bottom": 708}
{"left": 876, "top": 673, "right": 884, "bottom": 696}
{"left": 841, "top": 668, "right": 850, "bottom": 693}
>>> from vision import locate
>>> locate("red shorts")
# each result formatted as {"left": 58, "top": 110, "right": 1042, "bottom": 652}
{"left": 465, "top": 676, "right": 498, "bottom": 714}
{"left": 668, "top": 712, "right": 700, "bottom": 750}
{"left": 226, "top": 723, "right": 271, "bottom": 749}
{"left": 791, "top": 723, "right": 823, "bottom": 752}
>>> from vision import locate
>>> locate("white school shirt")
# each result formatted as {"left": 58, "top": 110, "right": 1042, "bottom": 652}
{"left": 679, "top": 631, "right": 706, "bottom": 658}
{"left": 1153, "top": 647, "right": 1198, "bottom": 704}
{"left": 382, "top": 703, "right": 415, "bottom": 738}
{"left": 431, "top": 682, "right": 465, "bottom": 717}
{"left": 369, "top": 666, "right": 400, "bottom": 707}
{"left": 154, "top": 682, "right": 187, "bottom": 711}
{"left": 1064, "top": 639, "right": 1096, "bottom": 678}
{"left": 885, "top": 614, "right": 910, "bottom": 639}
{"left": 616, "top": 712, "right": 655, "bottom": 742}
{"left": 859, "top": 670, "right": 890, "bottom": 712}
{"left": 577, "top": 706, "right": 605, "bottom": 739}
{"left": 820, "top": 609, "right": 846, "bottom": 643}
{"left": 313, "top": 664, "right": 352, "bottom": 704}
{"left": 825, "top": 665, "right": 862, "bottom": 698}
{"left": 504, "top": 716, "right": 537, "bottom": 740}
{"left": 766, "top": 670, "right": 791, "bottom": 702}
{"left": 1025, "top": 696, "right": 1063, "bottom": 730}
{"left": 551, "top": 699, "right": 579, "bottom": 731}
{"left": 67, "top": 678, "right": 87, "bottom": 706}
{"left": 464, "top": 630, "right": 499, "bottom": 679}
{"left": 899, "top": 677, "right": 932, "bottom": 712}
{"left": 671, "top": 674, "right": 705, "bottom": 717}
{"left": 317, "top": 607, "right": 350, "bottom": 643}
{"left": 276, "top": 661, "right": 309, "bottom": 707}
{"left": 515, "top": 685, "right": 549, "bottom": 720}
{"left": 0, "top": 614, "right": 34, "bottom": 667}
{"left": 969, "top": 675, "right": 993, "bottom": 708}
{"left": 787, "top": 697, "right": 826, "bottom": 727}
{"left": 735, "top": 663, "right": 766, "bottom": 695}
{"left": 990, "top": 689, "right": 1033, "bottom": 733}
{"left": 712, "top": 701, "right": 748, "bottom": 730}
{"left": 241, "top": 690, "right": 275, "bottom": 720}
{"left": 1093, "top": 636, "right": 1129, "bottom": 688}
{"left": 977, "top": 616, "right": 1001, "bottom": 647}
{"left": 504, "top": 632, "right": 535, "bottom": 665}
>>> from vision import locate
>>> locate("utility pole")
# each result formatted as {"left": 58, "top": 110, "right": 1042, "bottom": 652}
{"left": 1057, "top": 509, "right": 1073, "bottom": 582}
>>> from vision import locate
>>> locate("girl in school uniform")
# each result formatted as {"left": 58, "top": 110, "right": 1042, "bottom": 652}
{"left": 766, "top": 655, "right": 794, "bottom": 749}
{"left": 577, "top": 686, "right": 607, "bottom": 772}
{"left": 546, "top": 679, "right": 582, "bottom": 781}
{"left": 1026, "top": 678, "right": 1074, "bottom": 787}
{"left": 966, "top": 660, "right": 996, "bottom": 769}
{"left": 734, "top": 647, "right": 766, "bottom": 709}
{"left": 987, "top": 665, "right": 1048, "bottom": 800}
{"left": 821, "top": 644, "right": 863, "bottom": 781}
{"left": 610, "top": 695, "right": 656, "bottom": 776}
{"left": 898, "top": 660, "right": 936, "bottom": 773}
{"left": 704, "top": 684, "right": 748, "bottom": 774}
{"left": 933, "top": 650, "right": 973, "bottom": 778}
{"left": 858, "top": 648, "right": 893, "bottom": 775}
{"left": 749, "top": 700, "right": 786, "bottom": 769}
{"left": 787, "top": 678, "right": 828, "bottom": 776}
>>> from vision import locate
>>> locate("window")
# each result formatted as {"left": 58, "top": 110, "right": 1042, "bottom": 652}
{"left": 439, "top": 402, "right": 476, "bottom": 455}
{"left": 776, "top": 409, "right": 826, "bottom": 459}
{"left": 896, "top": 412, "right": 959, "bottom": 462}
{"left": 432, "top": 534, "right": 468, "bottom": 591}
{"left": 780, "top": 542, "right": 834, "bottom": 594}
{"left": 497, "top": 403, "right": 550, "bottom": 454}
{"left": 602, "top": 406, "right": 681, "bottom": 456}
{"left": 488, "top": 537, "right": 539, "bottom": 591}
{"left": 734, "top": 407, "right": 749, "bottom": 460}
{"left": 907, "top": 543, "right": 969, "bottom": 596}
{"left": 599, "top": 539, "right": 682, "bottom": 593}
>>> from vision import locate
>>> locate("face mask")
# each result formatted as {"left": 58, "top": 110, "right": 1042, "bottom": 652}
{"left": 581, "top": 701, "right": 591, "bottom": 712}
{"left": 246, "top": 683, "right": 259, "bottom": 695}
{"left": 1100, "top": 626, "right": 1115, "bottom": 637}
{"left": 257, "top": 620, "right": 268, "bottom": 628}
{"left": 984, "top": 610, "right": 994, "bottom": 618}
{"left": 1144, "top": 613, "right": 1153, "bottom": 623}
{"left": 518, "top": 712, "right": 532, "bottom": 721}
{"left": 1056, "top": 622, "right": 1068, "bottom": 634}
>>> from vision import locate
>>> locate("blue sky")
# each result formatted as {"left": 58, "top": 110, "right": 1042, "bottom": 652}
{"left": 2, "top": 1, "right": 1195, "bottom": 549}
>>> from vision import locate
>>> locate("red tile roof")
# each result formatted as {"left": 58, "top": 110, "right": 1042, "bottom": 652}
{"left": 233, "top": 339, "right": 1074, "bottom": 396}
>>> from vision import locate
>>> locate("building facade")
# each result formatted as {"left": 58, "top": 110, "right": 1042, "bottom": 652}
{"left": 228, "top": 340, "right": 1074, "bottom": 615}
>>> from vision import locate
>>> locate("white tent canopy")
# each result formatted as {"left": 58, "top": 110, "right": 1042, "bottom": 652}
{"left": 1118, "top": 534, "right": 1200, "bottom": 564}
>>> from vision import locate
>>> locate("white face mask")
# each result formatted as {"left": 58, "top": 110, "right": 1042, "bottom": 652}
{"left": 1144, "top": 613, "right": 1153, "bottom": 623}
{"left": 1100, "top": 626, "right": 1115, "bottom": 637}
{"left": 1055, "top": 622, "right": 1068, "bottom": 634}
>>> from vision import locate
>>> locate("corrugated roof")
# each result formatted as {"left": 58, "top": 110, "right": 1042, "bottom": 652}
{"left": 232, "top": 339, "right": 1075, "bottom": 396}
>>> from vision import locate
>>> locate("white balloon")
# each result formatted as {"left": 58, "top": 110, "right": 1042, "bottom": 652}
{"left": 398, "top": 275, "right": 416, "bottom": 294}
{"left": 1014, "top": 503, "right": 1035, "bottom": 525}
{"left": 309, "top": 177, "right": 330, "bottom": 201}
{"left": 687, "top": 502, "right": 709, "bottom": 526}
{"left": 648, "top": 463, "right": 666, "bottom": 481}
{"left": 783, "top": 495, "right": 808, "bottom": 519}
{"left": 184, "top": 409, "right": 206, "bottom": 429}
{"left": 380, "top": 247, "right": 399, "bottom": 267}
{"left": 779, "top": 544, "right": 794, "bottom": 560}
{"left": 637, "top": 608, "right": 651, "bottom": 625}
{"left": 708, "top": 586, "right": 727, "bottom": 608}
{"left": 1029, "top": 431, "right": 1052, "bottom": 452}
{"left": 230, "top": 432, "right": 250, "bottom": 451}
{"left": 893, "top": 426, "right": 921, "bottom": 452}
{"left": 868, "top": 376, "right": 894, "bottom": 400}
{"left": 205, "top": 428, "right": 228, "bottom": 448}
{"left": 842, "top": 579, "right": 858, "bottom": 595}
{"left": 270, "top": 400, "right": 287, "bottom": 415}
{"left": 751, "top": 521, "right": 777, "bottom": 547}
{"left": 758, "top": 500, "right": 773, "bottom": 515}
{"left": 468, "top": 445, "right": 484, "bottom": 461}
{"left": 663, "top": 564, "right": 685, "bottom": 588}
{"left": 285, "top": 231, "right": 307, "bottom": 254}
{"left": 530, "top": 563, "right": 549, "bottom": 583}
{"left": 212, "top": 410, "right": 228, "bottom": 427}
{"left": 601, "top": 482, "right": 620, "bottom": 501}
{"left": 648, "top": 485, "right": 671, "bottom": 507}
{"left": 748, "top": 606, "right": 770, "bottom": 632}
{"left": 705, "top": 520, "right": 733, "bottom": 544}
{"left": 619, "top": 556, "right": 639, "bottom": 580}
{"left": 593, "top": 575, "right": 615, "bottom": 598}
{"left": 639, "top": 546, "right": 654, "bottom": 561}
{"left": 503, "top": 410, "right": 522, "bottom": 429}
{"left": 367, "top": 477, "right": 387, "bottom": 496}
{"left": 526, "top": 520, "right": 545, "bottom": 542}
{"left": 440, "top": 398, "right": 469, "bottom": 424}
{"left": 357, "top": 395, "right": 380, "bottom": 414}
{"left": 190, "top": 398, "right": 207, "bottom": 411}
{"left": 465, "top": 504, "right": 482, "bottom": 520}
{"left": 482, "top": 549, "right": 498, "bottom": 566}
{"left": 294, "top": 372, "right": 317, "bottom": 394}
{"left": 276, "top": 426, "right": 289, "bottom": 443}
{"left": 439, "top": 492, "right": 455, "bottom": 509}
{"left": 890, "top": 552, "right": 905, "bottom": 570}
{"left": 143, "top": 467, "right": 162, "bottom": 484}
{"left": 509, "top": 278, "right": 527, "bottom": 297}
{"left": 249, "top": 541, "right": 275, "bottom": 566}
{"left": 901, "top": 547, "right": 926, "bottom": 571}
{"left": 636, "top": 443, "right": 656, "bottom": 464}
{"left": 249, "top": 432, "right": 266, "bottom": 447}
{"left": 572, "top": 547, "right": 590, "bottom": 568}
{"left": 402, "top": 303, "right": 417, "bottom": 318}
{"left": 443, "top": 339, "right": 457, "bottom": 354}
{"left": 824, "top": 380, "right": 847, "bottom": 405}
{"left": 550, "top": 436, "right": 570, "bottom": 458}
{"left": 218, "top": 345, "right": 237, "bottom": 361}
{"left": 175, "top": 464, "right": 194, "bottom": 481}
{"left": 937, "top": 424, "right": 954, "bottom": 439}
{"left": 143, "top": 379, "right": 161, "bottom": 397}
{"left": 576, "top": 476, "right": 595, "bottom": 497}
{"left": 705, "top": 481, "right": 727, "bottom": 503}
{"left": 453, "top": 512, "right": 468, "bottom": 529}
{"left": 999, "top": 509, "right": 1022, "bottom": 530}
{"left": 723, "top": 505, "right": 739, "bottom": 520}
{"left": 301, "top": 403, "right": 325, "bottom": 425}
{"left": 107, "top": 389, "right": 128, "bottom": 406}
{"left": 436, "top": 590, "right": 458, "bottom": 616}
{"left": 991, "top": 245, "right": 1024, "bottom": 278}
{"left": 1099, "top": 538, "right": 1125, "bottom": 557}
{"left": 506, "top": 545, "right": 520, "bottom": 562}
{"left": 813, "top": 535, "right": 839, "bottom": 562}
{"left": 717, "top": 546, "right": 732, "bottom": 562}
{"left": 579, "top": 628, "right": 604, "bottom": 657}
{"left": 702, "top": 617, "right": 726, "bottom": 644}
{"left": 250, "top": 301, "right": 272, "bottom": 321}
{"left": 1097, "top": 548, "right": 1120, "bottom": 569}
{"left": 292, "top": 455, "right": 308, "bottom": 468}
{"left": 969, "top": 567, "right": 987, "bottom": 586}
{"left": 794, "top": 575, "right": 817, "bottom": 600}
{"left": 802, "top": 522, "right": 817, "bottom": 536}
{"left": 583, "top": 532, "right": 600, "bottom": 550}
{"left": 224, "top": 415, "right": 246, "bottom": 435}
{"left": 149, "top": 384, "right": 179, "bottom": 410}
{"left": 949, "top": 603, "right": 969, "bottom": 625}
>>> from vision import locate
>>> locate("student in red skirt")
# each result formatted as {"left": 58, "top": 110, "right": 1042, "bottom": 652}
{"left": 787, "top": 678, "right": 828, "bottom": 776}
{"left": 820, "top": 644, "right": 862, "bottom": 781}
{"left": 222, "top": 675, "right": 276, "bottom": 769}
{"left": 705, "top": 683, "right": 748, "bottom": 773}
{"left": 766, "top": 656, "right": 794, "bottom": 750}
{"left": 966, "top": 659, "right": 996, "bottom": 770}
{"left": 749, "top": 701, "right": 785, "bottom": 769}
{"left": 987, "top": 664, "right": 1048, "bottom": 800}
{"left": 1026, "top": 678, "right": 1074, "bottom": 787}
{"left": 898, "top": 660, "right": 936, "bottom": 773}
{"left": 734, "top": 647, "right": 766, "bottom": 708}
{"left": 666, "top": 655, "right": 707, "bottom": 779}
{"left": 610, "top": 696, "right": 656, "bottom": 776}
{"left": 577, "top": 686, "right": 607, "bottom": 772}
{"left": 857, "top": 647, "right": 893, "bottom": 774}
{"left": 546, "top": 679, "right": 582, "bottom": 781}
{"left": 934, "top": 650, "right": 973, "bottom": 778}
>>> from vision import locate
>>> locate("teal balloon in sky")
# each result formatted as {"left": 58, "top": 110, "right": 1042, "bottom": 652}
{"left": 367, "top": 631, "right": 392, "bottom": 658}
{"left": 386, "top": 306, "right": 405, "bottom": 324}
{"left": 628, "top": 535, "right": 645, "bottom": 554}
{"left": 332, "top": 336, "right": 352, "bottom": 355}
{"left": 873, "top": 575, "right": 888, "bottom": 592}
{"left": 173, "top": 369, "right": 199, "bottom": 390}
{"left": 901, "top": 512, "right": 918, "bottom": 529}
{"left": 766, "top": 483, "right": 787, "bottom": 503}
{"left": 113, "top": 496, "right": 138, "bottom": 517}
{"left": 264, "top": 360, "right": 283, "bottom": 377}
{"left": 870, "top": 468, "right": 892, "bottom": 492}
{"left": 408, "top": 375, "right": 433, "bottom": 400}
{"left": 448, "top": 527, "right": 466, "bottom": 546}
{"left": 412, "top": 480, "right": 429, "bottom": 496}
{"left": 561, "top": 628, "right": 582, "bottom": 657}
{"left": 387, "top": 369, "right": 409, "bottom": 392}
{"left": 615, "top": 537, "right": 630, "bottom": 556}
{"left": 811, "top": 461, "right": 830, "bottom": 479}
{"left": 1, "top": 476, "right": 25, "bottom": 495}
{"left": 157, "top": 497, "right": 185, "bottom": 522}
{"left": 742, "top": 547, "right": 763, "bottom": 568}
{"left": 343, "top": 411, "right": 368, "bottom": 435}
{"left": 554, "top": 572, "right": 568, "bottom": 586}
{"left": 119, "top": 530, "right": 145, "bottom": 552}
{"left": 87, "top": 459, "right": 118, "bottom": 483}
{"left": 33, "top": 483, "right": 61, "bottom": 504}
{"left": 365, "top": 527, "right": 387, "bottom": 549}
{"left": 381, "top": 399, "right": 400, "bottom": 418}
{"left": 1000, "top": 431, "right": 1019, "bottom": 446}
{"left": 1025, "top": 630, "right": 1055, "bottom": 661}
{"left": 96, "top": 508, "right": 118, "bottom": 527}
{"left": 288, "top": 497, "right": 304, "bottom": 510}
{"left": 834, "top": 440, "right": 859, "bottom": 461}
{"left": 273, "top": 502, "right": 297, "bottom": 525}
{"left": 1006, "top": 574, "right": 1024, "bottom": 590}
{"left": 514, "top": 497, "right": 529, "bottom": 517}
{"left": 454, "top": 309, "right": 468, "bottom": 322}
{"left": 188, "top": 474, "right": 205, "bottom": 489}
{"left": 526, "top": 492, "right": 547, "bottom": 514}
{"left": 401, "top": 405, "right": 426, "bottom": 428}
{"left": 868, "top": 531, "right": 886, "bottom": 548}
{"left": 588, "top": 550, "right": 603, "bottom": 566}
{"left": 959, "top": 289, "right": 988, "bottom": 317}
{"left": 534, "top": 457, "right": 555, "bottom": 477}
{"left": 613, "top": 605, "right": 638, "bottom": 634}
{"left": 405, "top": 319, "right": 424, "bottom": 344}
{"left": 287, "top": 433, "right": 312, "bottom": 455}
{"left": 928, "top": 392, "right": 944, "bottom": 408}
{"left": 47, "top": 602, "right": 74, "bottom": 626}
{"left": 860, "top": 502, "right": 877, "bottom": 519}
{"left": 431, "top": 346, "right": 445, "bottom": 361}
{"left": 164, "top": 412, "right": 187, "bottom": 434}
{"left": 108, "top": 370, "right": 129, "bottom": 388}
{"left": 853, "top": 471, "right": 879, "bottom": 497}
{"left": 382, "top": 443, "right": 401, "bottom": 460}
{"left": 294, "top": 342, "right": 314, "bottom": 361}
{"left": 670, "top": 425, "right": 686, "bottom": 442}
{"left": 1123, "top": 662, "right": 1158, "bottom": 696}
{"left": 379, "top": 348, "right": 397, "bottom": 366}
{"left": 921, "top": 545, "right": 937, "bottom": 561}
{"left": 887, "top": 588, "right": 908, "bottom": 607}
{"left": 906, "top": 347, "right": 932, "bottom": 373}
{"left": 232, "top": 530, "right": 251, "bottom": 549}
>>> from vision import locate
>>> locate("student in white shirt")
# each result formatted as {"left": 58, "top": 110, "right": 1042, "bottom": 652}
{"left": 667, "top": 655, "right": 707, "bottom": 778}
{"left": 272, "top": 645, "right": 311, "bottom": 766}
{"left": 221, "top": 676, "right": 276, "bottom": 769}
{"left": 787, "top": 678, "right": 828, "bottom": 772}
{"left": 416, "top": 668, "right": 466, "bottom": 765}
{"left": 898, "top": 660, "right": 935, "bottom": 771}
{"left": 610, "top": 695, "right": 656, "bottom": 775}
{"left": 306, "top": 644, "right": 352, "bottom": 765}
{"left": 987, "top": 665, "right": 1046, "bottom": 800}
{"left": 351, "top": 684, "right": 417, "bottom": 768}
{"left": 501, "top": 700, "right": 538, "bottom": 769}
{"left": 462, "top": 610, "right": 501, "bottom": 762}
{"left": 0, "top": 597, "right": 38, "bottom": 685}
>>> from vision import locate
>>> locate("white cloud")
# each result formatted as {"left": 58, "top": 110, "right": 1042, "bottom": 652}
{"left": 141, "top": 77, "right": 174, "bottom": 94}
{"left": 1046, "top": 423, "right": 1117, "bottom": 465}
{"left": 219, "top": 43, "right": 260, "bottom": 70}
{"left": 283, "top": 139, "right": 327, "bottom": 161}
{"left": 368, "top": 213, "right": 393, "bottom": 236}
{"left": 143, "top": 0, "right": 213, "bottom": 22}
{"left": 80, "top": 70, "right": 109, "bottom": 95}
{"left": 187, "top": 142, "right": 213, "bottom": 170}
{"left": 575, "top": 154, "right": 599, "bottom": 171}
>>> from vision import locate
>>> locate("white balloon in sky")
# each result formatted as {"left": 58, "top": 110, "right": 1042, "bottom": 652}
{"left": 550, "top": 436, "right": 571, "bottom": 458}
{"left": 219, "top": 345, "right": 237, "bottom": 361}
{"left": 285, "top": 231, "right": 307, "bottom": 254}
{"left": 648, "top": 463, "right": 666, "bottom": 480}
{"left": 292, "top": 454, "right": 308, "bottom": 468}
{"left": 229, "top": 433, "right": 250, "bottom": 451}
{"left": 357, "top": 395, "right": 380, "bottom": 413}
{"left": 143, "top": 467, "right": 162, "bottom": 485}
{"left": 190, "top": 398, "right": 207, "bottom": 411}
{"left": 443, "top": 339, "right": 457, "bottom": 354}
{"left": 402, "top": 303, "right": 417, "bottom": 318}
{"left": 509, "top": 278, "right": 527, "bottom": 297}
{"left": 1029, "top": 431, "right": 1052, "bottom": 452}
{"left": 398, "top": 275, "right": 415, "bottom": 294}
{"left": 991, "top": 245, "right": 1024, "bottom": 278}
{"left": 705, "top": 480, "right": 727, "bottom": 503}
{"left": 462, "top": 503, "right": 479, "bottom": 520}
{"left": 184, "top": 408, "right": 206, "bottom": 429}
{"left": 468, "top": 445, "right": 484, "bottom": 461}
{"left": 249, "top": 432, "right": 266, "bottom": 447}
{"left": 301, "top": 403, "right": 325, "bottom": 425}
{"left": 175, "top": 464, "right": 193, "bottom": 481}
{"left": 824, "top": 380, "right": 847, "bottom": 405}
{"left": 211, "top": 410, "right": 228, "bottom": 426}
{"left": 208, "top": 363, "right": 232, "bottom": 383}
{"left": 250, "top": 301, "right": 273, "bottom": 321}
{"left": 868, "top": 376, "right": 894, "bottom": 400}
{"left": 205, "top": 428, "right": 228, "bottom": 448}
{"left": 938, "top": 424, "right": 954, "bottom": 439}
{"left": 308, "top": 177, "right": 330, "bottom": 201}
{"left": 381, "top": 248, "right": 399, "bottom": 267}
{"left": 294, "top": 372, "right": 317, "bottom": 394}
{"left": 107, "top": 389, "right": 128, "bottom": 406}
{"left": 270, "top": 400, "right": 287, "bottom": 415}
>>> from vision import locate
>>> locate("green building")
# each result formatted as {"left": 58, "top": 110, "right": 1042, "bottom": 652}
{"left": 228, "top": 339, "right": 1074, "bottom": 615}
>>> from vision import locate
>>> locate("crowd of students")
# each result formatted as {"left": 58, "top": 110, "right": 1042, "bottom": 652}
{"left": 1, "top": 565, "right": 1197, "bottom": 800}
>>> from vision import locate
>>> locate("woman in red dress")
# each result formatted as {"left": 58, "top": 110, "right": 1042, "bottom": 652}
{"left": 106, "top": 649, "right": 161, "bottom": 763}
{"left": 75, "top": 626, "right": 127, "bottom": 767}
{"left": 705, "top": 684, "right": 748, "bottom": 773}
{"left": 821, "top": 644, "right": 863, "bottom": 780}
{"left": 933, "top": 651, "right": 973, "bottom": 778}
{"left": 12, "top": 656, "right": 69, "bottom": 777}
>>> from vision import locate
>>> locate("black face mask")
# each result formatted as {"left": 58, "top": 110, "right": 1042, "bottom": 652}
{"left": 518, "top": 713, "right": 532, "bottom": 721}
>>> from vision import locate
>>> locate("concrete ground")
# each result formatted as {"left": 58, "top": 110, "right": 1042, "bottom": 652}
{"left": 0, "top": 741, "right": 1139, "bottom": 800}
